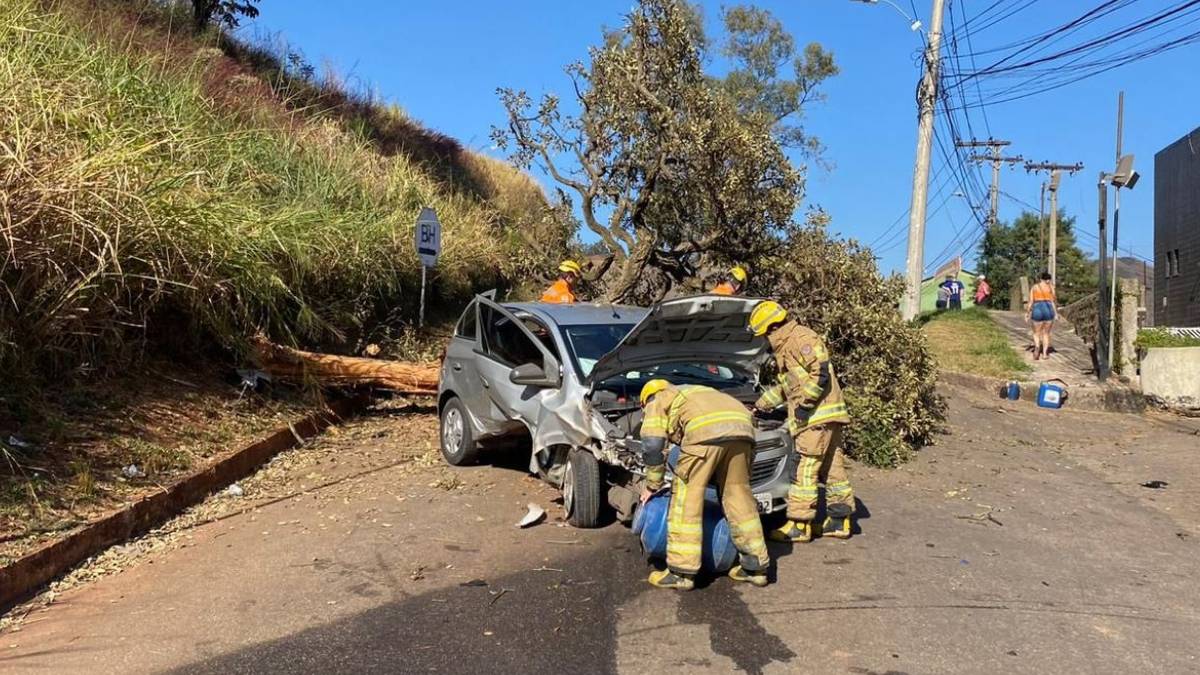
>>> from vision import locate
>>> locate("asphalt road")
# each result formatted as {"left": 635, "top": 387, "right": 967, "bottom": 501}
{"left": 4, "top": 384, "right": 1200, "bottom": 674}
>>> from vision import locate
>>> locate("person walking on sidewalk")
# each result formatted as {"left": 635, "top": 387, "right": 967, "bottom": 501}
{"left": 1027, "top": 272, "right": 1057, "bottom": 360}
{"left": 637, "top": 380, "right": 771, "bottom": 591}
{"left": 748, "top": 301, "right": 855, "bottom": 543}
{"left": 974, "top": 274, "right": 991, "bottom": 307}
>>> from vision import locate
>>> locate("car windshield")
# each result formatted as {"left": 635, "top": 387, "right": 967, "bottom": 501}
{"left": 595, "top": 361, "right": 753, "bottom": 394}
{"left": 561, "top": 323, "right": 636, "bottom": 378}
{"left": 561, "top": 323, "right": 756, "bottom": 391}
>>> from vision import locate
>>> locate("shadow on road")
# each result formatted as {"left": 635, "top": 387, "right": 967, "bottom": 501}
{"left": 172, "top": 541, "right": 647, "bottom": 674}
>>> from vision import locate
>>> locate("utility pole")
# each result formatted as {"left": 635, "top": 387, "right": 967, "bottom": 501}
{"left": 1107, "top": 92, "right": 1124, "bottom": 372}
{"left": 957, "top": 139, "right": 1023, "bottom": 229}
{"left": 1038, "top": 181, "right": 1047, "bottom": 270}
{"left": 1024, "top": 161, "right": 1084, "bottom": 284}
{"left": 1097, "top": 172, "right": 1110, "bottom": 381}
{"left": 901, "top": 0, "right": 947, "bottom": 321}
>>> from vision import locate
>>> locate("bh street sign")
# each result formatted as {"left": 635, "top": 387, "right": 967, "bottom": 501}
{"left": 415, "top": 207, "right": 441, "bottom": 268}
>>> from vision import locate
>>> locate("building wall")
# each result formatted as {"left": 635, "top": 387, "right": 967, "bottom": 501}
{"left": 1154, "top": 127, "right": 1200, "bottom": 327}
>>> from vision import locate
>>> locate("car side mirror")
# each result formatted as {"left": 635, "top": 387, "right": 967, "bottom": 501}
{"left": 510, "top": 361, "right": 560, "bottom": 388}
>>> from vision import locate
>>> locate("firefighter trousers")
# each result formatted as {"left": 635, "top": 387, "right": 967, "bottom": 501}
{"left": 668, "top": 440, "right": 770, "bottom": 575}
{"left": 787, "top": 423, "right": 854, "bottom": 523}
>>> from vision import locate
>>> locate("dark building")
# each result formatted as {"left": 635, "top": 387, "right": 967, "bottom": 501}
{"left": 1154, "top": 126, "right": 1200, "bottom": 327}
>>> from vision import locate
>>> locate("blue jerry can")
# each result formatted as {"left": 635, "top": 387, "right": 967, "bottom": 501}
{"left": 631, "top": 491, "right": 739, "bottom": 573}
{"left": 630, "top": 444, "right": 739, "bottom": 572}
{"left": 1037, "top": 379, "right": 1067, "bottom": 409}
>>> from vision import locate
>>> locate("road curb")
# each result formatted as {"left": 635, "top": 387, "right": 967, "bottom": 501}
{"left": 0, "top": 395, "right": 368, "bottom": 613}
{"left": 938, "top": 370, "right": 1146, "bottom": 414}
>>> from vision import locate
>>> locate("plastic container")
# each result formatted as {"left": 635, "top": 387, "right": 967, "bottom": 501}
{"left": 1037, "top": 379, "right": 1067, "bottom": 409}
{"left": 1001, "top": 381, "right": 1021, "bottom": 400}
{"left": 631, "top": 491, "right": 738, "bottom": 572}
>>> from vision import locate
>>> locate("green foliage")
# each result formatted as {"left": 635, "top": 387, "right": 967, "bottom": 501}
{"left": 718, "top": 6, "right": 838, "bottom": 157}
{"left": 755, "top": 218, "right": 944, "bottom": 468}
{"left": 1135, "top": 328, "right": 1200, "bottom": 350}
{"left": 494, "top": 0, "right": 833, "bottom": 303}
{"left": 191, "top": 0, "right": 260, "bottom": 33}
{"left": 920, "top": 308, "right": 1031, "bottom": 379}
{"left": 0, "top": 0, "right": 560, "bottom": 383}
{"left": 977, "top": 211, "right": 1095, "bottom": 307}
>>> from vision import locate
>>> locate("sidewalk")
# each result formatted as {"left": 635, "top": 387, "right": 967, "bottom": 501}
{"left": 980, "top": 310, "right": 1144, "bottom": 412}
{"left": 989, "top": 310, "right": 1097, "bottom": 387}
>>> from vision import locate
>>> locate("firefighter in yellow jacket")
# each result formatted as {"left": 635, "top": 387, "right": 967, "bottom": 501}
{"left": 638, "top": 380, "right": 770, "bottom": 590}
{"left": 749, "top": 300, "right": 854, "bottom": 542}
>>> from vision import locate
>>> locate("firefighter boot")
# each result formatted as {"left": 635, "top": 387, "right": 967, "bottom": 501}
{"left": 821, "top": 505, "right": 853, "bottom": 540}
{"left": 728, "top": 563, "right": 769, "bottom": 587}
{"left": 768, "top": 520, "right": 813, "bottom": 543}
{"left": 648, "top": 569, "right": 695, "bottom": 591}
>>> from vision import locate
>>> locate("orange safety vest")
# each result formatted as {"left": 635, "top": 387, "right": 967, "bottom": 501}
{"left": 712, "top": 282, "right": 736, "bottom": 296}
{"left": 540, "top": 279, "right": 576, "bottom": 304}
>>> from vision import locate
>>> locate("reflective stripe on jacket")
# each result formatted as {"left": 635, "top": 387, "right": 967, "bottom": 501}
{"left": 540, "top": 279, "right": 576, "bottom": 304}
{"left": 641, "top": 385, "right": 754, "bottom": 448}
{"left": 755, "top": 320, "right": 850, "bottom": 430}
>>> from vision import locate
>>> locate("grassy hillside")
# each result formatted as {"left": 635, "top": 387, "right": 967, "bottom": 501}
{"left": 921, "top": 308, "right": 1031, "bottom": 379}
{"left": 0, "top": 0, "right": 565, "bottom": 386}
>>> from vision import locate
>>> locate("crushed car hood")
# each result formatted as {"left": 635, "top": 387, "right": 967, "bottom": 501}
{"left": 587, "top": 295, "right": 768, "bottom": 384}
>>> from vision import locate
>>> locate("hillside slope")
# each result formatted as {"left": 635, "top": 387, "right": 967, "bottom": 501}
{"left": 0, "top": 0, "right": 564, "bottom": 384}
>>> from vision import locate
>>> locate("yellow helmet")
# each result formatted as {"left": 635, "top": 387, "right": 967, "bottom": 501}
{"left": 730, "top": 266, "right": 748, "bottom": 283}
{"left": 639, "top": 378, "right": 672, "bottom": 405}
{"left": 748, "top": 300, "right": 787, "bottom": 337}
{"left": 558, "top": 260, "right": 582, "bottom": 275}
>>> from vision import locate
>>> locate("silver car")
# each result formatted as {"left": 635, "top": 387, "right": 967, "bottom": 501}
{"left": 437, "top": 293, "right": 795, "bottom": 527}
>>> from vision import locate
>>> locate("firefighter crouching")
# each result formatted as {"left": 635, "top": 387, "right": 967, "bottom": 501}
{"left": 748, "top": 300, "right": 855, "bottom": 543}
{"left": 638, "top": 380, "right": 770, "bottom": 590}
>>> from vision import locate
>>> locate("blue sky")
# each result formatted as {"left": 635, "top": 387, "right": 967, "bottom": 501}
{"left": 246, "top": 1, "right": 1198, "bottom": 275}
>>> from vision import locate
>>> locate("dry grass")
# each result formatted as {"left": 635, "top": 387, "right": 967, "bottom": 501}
{"left": 921, "top": 308, "right": 1032, "bottom": 380}
{"left": 0, "top": 0, "right": 565, "bottom": 388}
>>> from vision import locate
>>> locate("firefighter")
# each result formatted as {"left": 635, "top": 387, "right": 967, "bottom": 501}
{"left": 712, "top": 266, "right": 748, "bottom": 296}
{"left": 541, "top": 260, "right": 581, "bottom": 303}
{"left": 638, "top": 379, "right": 770, "bottom": 590}
{"left": 748, "top": 300, "right": 854, "bottom": 543}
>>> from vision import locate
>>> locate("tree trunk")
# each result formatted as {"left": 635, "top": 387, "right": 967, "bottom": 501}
{"left": 192, "top": 0, "right": 216, "bottom": 33}
{"left": 602, "top": 237, "right": 660, "bottom": 303}
{"left": 251, "top": 337, "right": 439, "bottom": 395}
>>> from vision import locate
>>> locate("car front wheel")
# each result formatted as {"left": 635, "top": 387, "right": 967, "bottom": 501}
{"left": 563, "top": 449, "right": 602, "bottom": 528}
{"left": 439, "top": 397, "right": 480, "bottom": 466}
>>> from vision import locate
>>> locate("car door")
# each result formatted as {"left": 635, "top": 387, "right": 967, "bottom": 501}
{"left": 443, "top": 299, "right": 496, "bottom": 429}
{"left": 473, "top": 298, "right": 563, "bottom": 432}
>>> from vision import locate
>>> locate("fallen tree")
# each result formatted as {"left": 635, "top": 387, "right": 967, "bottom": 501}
{"left": 250, "top": 337, "right": 439, "bottom": 395}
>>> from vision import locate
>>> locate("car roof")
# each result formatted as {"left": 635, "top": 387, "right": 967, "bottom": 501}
{"left": 501, "top": 301, "right": 647, "bottom": 327}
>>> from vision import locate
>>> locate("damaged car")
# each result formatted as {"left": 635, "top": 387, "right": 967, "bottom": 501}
{"left": 437, "top": 293, "right": 795, "bottom": 527}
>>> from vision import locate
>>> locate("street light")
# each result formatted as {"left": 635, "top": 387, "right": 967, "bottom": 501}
{"left": 1099, "top": 154, "right": 1138, "bottom": 375}
{"left": 851, "top": 0, "right": 923, "bottom": 31}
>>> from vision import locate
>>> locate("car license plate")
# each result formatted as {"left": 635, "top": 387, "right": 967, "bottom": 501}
{"left": 754, "top": 493, "right": 773, "bottom": 513}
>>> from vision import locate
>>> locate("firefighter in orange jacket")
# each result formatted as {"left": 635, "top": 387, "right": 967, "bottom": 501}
{"left": 638, "top": 380, "right": 770, "bottom": 591}
{"left": 712, "top": 266, "right": 747, "bottom": 296}
{"left": 541, "top": 261, "right": 581, "bottom": 303}
{"left": 749, "top": 300, "right": 854, "bottom": 542}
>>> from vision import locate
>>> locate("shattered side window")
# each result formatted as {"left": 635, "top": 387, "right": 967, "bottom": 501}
{"left": 454, "top": 301, "right": 478, "bottom": 340}
{"left": 480, "top": 305, "right": 542, "bottom": 368}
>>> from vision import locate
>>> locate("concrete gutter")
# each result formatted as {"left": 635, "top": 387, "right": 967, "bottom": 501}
{"left": 0, "top": 395, "right": 368, "bottom": 613}
{"left": 938, "top": 370, "right": 1145, "bottom": 414}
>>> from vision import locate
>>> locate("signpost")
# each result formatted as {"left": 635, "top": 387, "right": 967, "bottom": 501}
{"left": 414, "top": 207, "right": 441, "bottom": 328}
